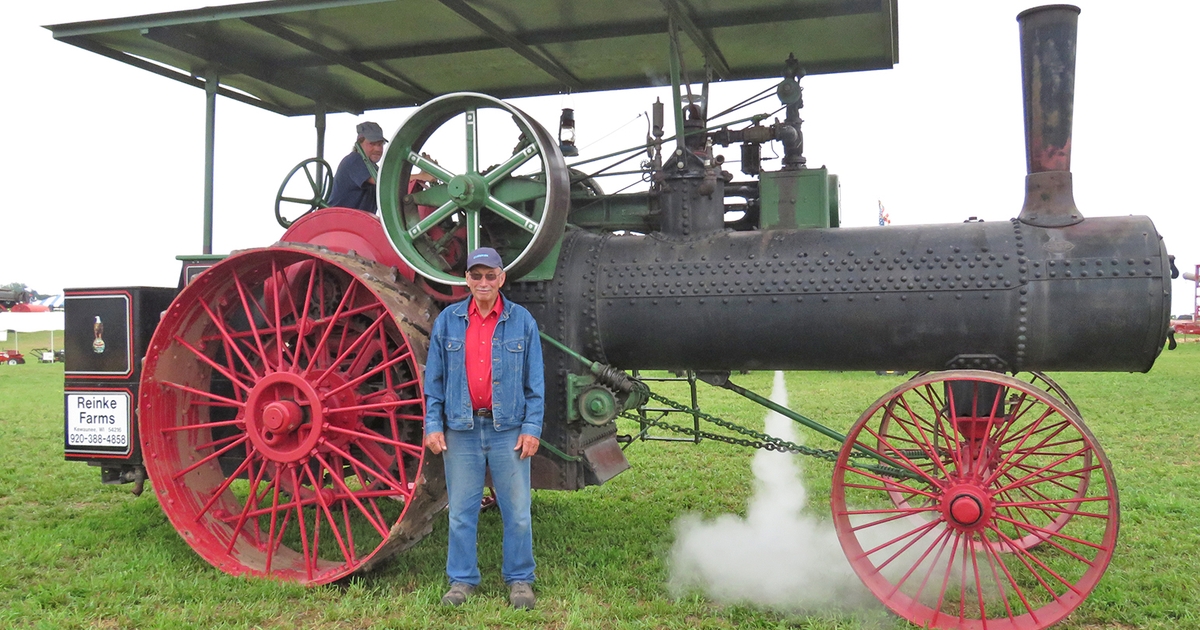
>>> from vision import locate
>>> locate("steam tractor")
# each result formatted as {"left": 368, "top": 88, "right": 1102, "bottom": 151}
{"left": 52, "top": 2, "right": 1172, "bottom": 628}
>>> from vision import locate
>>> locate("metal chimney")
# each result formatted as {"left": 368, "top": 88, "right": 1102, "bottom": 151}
{"left": 1017, "top": 5, "right": 1082, "bottom": 227}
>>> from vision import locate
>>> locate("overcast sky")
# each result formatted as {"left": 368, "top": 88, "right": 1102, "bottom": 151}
{"left": 4, "top": 1, "right": 1197, "bottom": 315}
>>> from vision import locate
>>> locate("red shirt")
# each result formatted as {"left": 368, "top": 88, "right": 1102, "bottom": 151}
{"left": 465, "top": 295, "right": 502, "bottom": 411}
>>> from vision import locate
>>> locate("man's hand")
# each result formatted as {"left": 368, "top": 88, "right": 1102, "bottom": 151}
{"left": 515, "top": 434, "right": 540, "bottom": 460}
{"left": 424, "top": 431, "right": 446, "bottom": 454}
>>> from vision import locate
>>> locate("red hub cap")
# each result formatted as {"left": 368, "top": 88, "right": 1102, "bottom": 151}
{"left": 943, "top": 485, "right": 990, "bottom": 531}
{"left": 245, "top": 372, "right": 323, "bottom": 460}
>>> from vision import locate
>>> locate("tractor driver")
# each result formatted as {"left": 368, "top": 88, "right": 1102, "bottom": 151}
{"left": 328, "top": 121, "right": 387, "bottom": 213}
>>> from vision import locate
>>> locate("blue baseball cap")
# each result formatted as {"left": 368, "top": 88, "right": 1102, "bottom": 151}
{"left": 467, "top": 247, "right": 503, "bottom": 270}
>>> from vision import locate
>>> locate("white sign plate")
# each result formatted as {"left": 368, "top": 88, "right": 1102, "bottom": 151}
{"left": 66, "top": 392, "right": 131, "bottom": 452}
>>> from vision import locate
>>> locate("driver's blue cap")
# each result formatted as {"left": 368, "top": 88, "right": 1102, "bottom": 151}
{"left": 467, "top": 247, "right": 503, "bottom": 270}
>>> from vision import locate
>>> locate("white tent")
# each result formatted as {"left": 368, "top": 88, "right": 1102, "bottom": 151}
{"left": 0, "top": 311, "right": 63, "bottom": 333}
{"left": 36, "top": 295, "right": 65, "bottom": 309}
{"left": 0, "top": 311, "right": 65, "bottom": 352}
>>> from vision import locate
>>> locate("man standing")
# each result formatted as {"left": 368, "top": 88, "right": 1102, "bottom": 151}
{"left": 328, "top": 121, "right": 387, "bottom": 213}
{"left": 423, "top": 247, "right": 544, "bottom": 610}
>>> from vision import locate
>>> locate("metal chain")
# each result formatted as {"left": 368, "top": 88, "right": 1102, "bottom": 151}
{"left": 623, "top": 386, "right": 849, "bottom": 463}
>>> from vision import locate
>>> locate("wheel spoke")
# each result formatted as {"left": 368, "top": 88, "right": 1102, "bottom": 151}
{"left": 983, "top": 407, "right": 1057, "bottom": 487}
{"left": 264, "top": 469, "right": 286, "bottom": 575}
{"left": 303, "top": 164, "right": 318, "bottom": 192}
{"left": 301, "top": 464, "right": 354, "bottom": 569}
{"left": 406, "top": 200, "right": 462, "bottom": 239}
{"left": 484, "top": 196, "right": 541, "bottom": 233}
{"left": 326, "top": 424, "right": 424, "bottom": 458}
{"left": 314, "top": 452, "right": 389, "bottom": 538}
{"left": 232, "top": 273, "right": 275, "bottom": 373}
{"left": 193, "top": 450, "right": 256, "bottom": 522}
{"left": 860, "top": 422, "right": 947, "bottom": 488}
{"left": 893, "top": 395, "right": 956, "bottom": 481}
{"left": 193, "top": 432, "right": 245, "bottom": 451}
{"left": 991, "top": 444, "right": 1089, "bottom": 493}
{"left": 171, "top": 335, "right": 254, "bottom": 396}
{"left": 321, "top": 439, "right": 411, "bottom": 497}
{"left": 288, "top": 465, "right": 314, "bottom": 581}
{"left": 198, "top": 300, "right": 262, "bottom": 381}
{"left": 172, "top": 435, "right": 248, "bottom": 481}
{"left": 407, "top": 151, "right": 457, "bottom": 183}
{"left": 270, "top": 260, "right": 287, "bottom": 369}
{"left": 991, "top": 526, "right": 1081, "bottom": 598}
{"left": 324, "top": 398, "right": 424, "bottom": 416}
{"left": 324, "top": 350, "right": 413, "bottom": 400}
{"left": 302, "top": 279, "right": 359, "bottom": 377}
{"left": 482, "top": 143, "right": 539, "bottom": 185}
{"left": 312, "top": 309, "right": 387, "bottom": 387}
{"left": 159, "top": 412, "right": 243, "bottom": 432}
{"left": 291, "top": 261, "right": 319, "bottom": 371}
{"left": 225, "top": 456, "right": 272, "bottom": 553}
{"left": 464, "top": 208, "right": 481, "bottom": 253}
{"left": 465, "top": 107, "right": 478, "bottom": 173}
{"left": 978, "top": 528, "right": 1025, "bottom": 620}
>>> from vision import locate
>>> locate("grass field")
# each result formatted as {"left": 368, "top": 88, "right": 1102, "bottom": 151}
{"left": 1, "top": 346, "right": 1198, "bottom": 629}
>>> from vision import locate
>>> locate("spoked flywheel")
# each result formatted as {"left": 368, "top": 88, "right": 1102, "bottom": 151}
{"left": 833, "top": 370, "right": 1118, "bottom": 629}
{"left": 139, "top": 244, "right": 446, "bottom": 584}
{"left": 377, "top": 92, "right": 569, "bottom": 284}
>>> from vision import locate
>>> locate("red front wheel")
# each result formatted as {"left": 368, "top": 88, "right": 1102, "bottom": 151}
{"left": 140, "top": 245, "right": 446, "bottom": 584}
{"left": 833, "top": 370, "right": 1118, "bottom": 629}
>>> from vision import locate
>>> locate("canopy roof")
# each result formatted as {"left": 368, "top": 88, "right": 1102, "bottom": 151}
{"left": 47, "top": 0, "right": 898, "bottom": 117}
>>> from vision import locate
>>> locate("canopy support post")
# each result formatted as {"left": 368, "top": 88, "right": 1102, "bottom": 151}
{"left": 315, "top": 104, "right": 326, "bottom": 186}
{"left": 202, "top": 74, "right": 218, "bottom": 255}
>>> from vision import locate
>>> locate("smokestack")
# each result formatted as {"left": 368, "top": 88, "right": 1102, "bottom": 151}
{"left": 1017, "top": 5, "right": 1082, "bottom": 227}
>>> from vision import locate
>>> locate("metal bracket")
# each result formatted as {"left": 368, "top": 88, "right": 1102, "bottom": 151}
{"left": 945, "top": 354, "right": 1009, "bottom": 372}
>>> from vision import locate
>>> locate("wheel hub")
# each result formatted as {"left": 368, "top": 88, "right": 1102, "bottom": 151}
{"left": 447, "top": 173, "right": 487, "bottom": 210}
{"left": 942, "top": 484, "right": 992, "bottom": 531}
{"left": 244, "top": 372, "right": 325, "bottom": 462}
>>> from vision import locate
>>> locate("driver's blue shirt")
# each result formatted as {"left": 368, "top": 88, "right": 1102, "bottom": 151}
{"left": 328, "top": 150, "right": 376, "bottom": 213}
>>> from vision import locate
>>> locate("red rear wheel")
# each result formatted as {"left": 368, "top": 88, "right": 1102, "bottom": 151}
{"left": 833, "top": 370, "right": 1118, "bottom": 629}
{"left": 140, "top": 245, "right": 446, "bottom": 584}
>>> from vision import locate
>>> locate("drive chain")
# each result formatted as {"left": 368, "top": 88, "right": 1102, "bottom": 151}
{"left": 622, "top": 386, "right": 849, "bottom": 464}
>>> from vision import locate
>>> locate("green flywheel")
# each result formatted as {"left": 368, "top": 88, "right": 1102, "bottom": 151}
{"left": 378, "top": 93, "right": 570, "bottom": 285}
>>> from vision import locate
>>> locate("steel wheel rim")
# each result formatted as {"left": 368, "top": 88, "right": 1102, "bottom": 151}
{"left": 140, "top": 246, "right": 441, "bottom": 584}
{"left": 378, "top": 92, "right": 569, "bottom": 284}
{"left": 833, "top": 370, "right": 1118, "bottom": 629}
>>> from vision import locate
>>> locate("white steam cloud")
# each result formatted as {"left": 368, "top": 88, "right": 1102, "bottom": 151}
{"left": 668, "top": 371, "right": 876, "bottom": 611}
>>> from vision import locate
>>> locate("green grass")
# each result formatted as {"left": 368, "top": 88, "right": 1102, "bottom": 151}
{"left": 2, "top": 347, "right": 1199, "bottom": 629}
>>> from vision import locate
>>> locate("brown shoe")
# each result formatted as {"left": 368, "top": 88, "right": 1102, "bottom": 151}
{"left": 508, "top": 581, "right": 535, "bottom": 609}
{"left": 441, "top": 582, "right": 474, "bottom": 606}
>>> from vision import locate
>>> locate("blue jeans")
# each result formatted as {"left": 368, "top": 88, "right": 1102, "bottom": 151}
{"left": 443, "top": 422, "right": 535, "bottom": 585}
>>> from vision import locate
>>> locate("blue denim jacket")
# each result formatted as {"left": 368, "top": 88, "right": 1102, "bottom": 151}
{"left": 423, "top": 296, "right": 545, "bottom": 438}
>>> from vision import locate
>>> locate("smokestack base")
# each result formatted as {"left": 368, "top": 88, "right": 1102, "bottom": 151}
{"left": 1018, "top": 170, "right": 1082, "bottom": 228}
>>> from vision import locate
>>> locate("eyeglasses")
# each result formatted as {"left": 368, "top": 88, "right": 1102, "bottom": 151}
{"left": 467, "top": 271, "right": 501, "bottom": 281}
